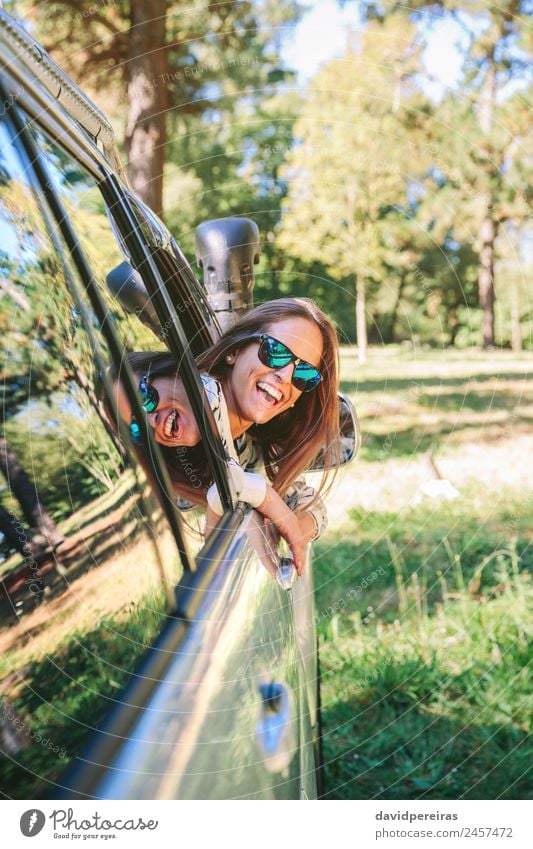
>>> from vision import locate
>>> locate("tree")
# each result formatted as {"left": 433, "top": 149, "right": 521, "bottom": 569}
{"left": 346, "top": 0, "right": 533, "bottom": 347}
{"left": 278, "top": 17, "right": 426, "bottom": 361}
{"left": 13, "top": 0, "right": 303, "bottom": 216}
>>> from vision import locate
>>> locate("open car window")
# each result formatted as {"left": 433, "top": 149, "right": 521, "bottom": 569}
{"left": 0, "top": 110, "right": 191, "bottom": 797}
{"left": 17, "top": 105, "right": 232, "bottom": 514}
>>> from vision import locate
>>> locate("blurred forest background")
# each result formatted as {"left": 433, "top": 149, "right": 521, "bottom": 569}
{"left": 0, "top": 0, "right": 531, "bottom": 799}
{"left": 5, "top": 0, "right": 532, "bottom": 357}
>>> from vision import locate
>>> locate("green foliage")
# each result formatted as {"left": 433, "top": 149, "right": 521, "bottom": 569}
{"left": 164, "top": 86, "right": 357, "bottom": 333}
{"left": 317, "top": 530, "right": 532, "bottom": 799}
{"left": 277, "top": 3, "right": 532, "bottom": 348}
{"left": 277, "top": 17, "right": 470, "bottom": 349}
{"left": 11, "top": 0, "right": 531, "bottom": 347}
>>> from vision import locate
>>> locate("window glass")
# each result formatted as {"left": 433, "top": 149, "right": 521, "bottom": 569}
{"left": 23, "top": 116, "right": 160, "bottom": 353}
{"left": 23, "top": 114, "right": 208, "bottom": 537}
{"left": 0, "top": 117, "right": 182, "bottom": 799}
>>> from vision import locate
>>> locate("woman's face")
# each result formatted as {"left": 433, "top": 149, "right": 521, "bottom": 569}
{"left": 114, "top": 372, "right": 201, "bottom": 447}
{"left": 226, "top": 316, "right": 324, "bottom": 428}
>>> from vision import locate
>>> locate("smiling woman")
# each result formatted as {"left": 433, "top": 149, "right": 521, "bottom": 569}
{"left": 196, "top": 297, "right": 340, "bottom": 495}
{"left": 107, "top": 298, "right": 341, "bottom": 572}
{"left": 114, "top": 366, "right": 202, "bottom": 448}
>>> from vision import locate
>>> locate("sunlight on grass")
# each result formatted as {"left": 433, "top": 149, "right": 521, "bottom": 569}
{"left": 318, "top": 347, "right": 532, "bottom": 799}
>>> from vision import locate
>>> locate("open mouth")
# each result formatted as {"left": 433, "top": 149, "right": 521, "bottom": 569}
{"left": 162, "top": 408, "right": 182, "bottom": 440}
{"left": 256, "top": 381, "right": 284, "bottom": 408}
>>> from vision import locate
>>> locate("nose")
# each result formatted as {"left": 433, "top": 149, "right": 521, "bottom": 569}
{"left": 146, "top": 410, "right": 158, "bottom": 428}
{"left": 273, "top": 361, "right": 295, "bottom": 382}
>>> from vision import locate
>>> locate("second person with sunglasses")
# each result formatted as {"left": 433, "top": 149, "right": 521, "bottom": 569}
{"left": 110, "top": 298, "right": 341, "bottom": 574}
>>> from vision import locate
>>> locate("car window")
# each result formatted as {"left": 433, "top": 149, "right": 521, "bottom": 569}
{"left": 0, "top": 115, "right": 186, "bottom": 798}
{"left": 21, "top": 114, "right": 232, "bottom": 514}
{"left": 125, "top": 193, "right": 219, "bottom": 356}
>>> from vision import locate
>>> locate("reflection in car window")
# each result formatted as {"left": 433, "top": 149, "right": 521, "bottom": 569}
{"left": 0, "top": 118, "right": 181, "bottom": 798}
{"left": 24, "top": 117, "right": 163, "bottom": 354}
{"left": 22, "top": 113, "right": 203, "bottom": 548}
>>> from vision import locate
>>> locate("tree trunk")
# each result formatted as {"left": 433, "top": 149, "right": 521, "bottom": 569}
{"left": 511, "top": 285, "right": 522, "bottom": 352}
{"left": 448, "top": 306, "right": 459, "bottom": 347}
{"left": 0, "top": 505, "right": 29, "bottom": 555}
{"left": 124, "top": 0, "right": 168, "bottom": 216}
{"left": 478, "top": 213, "right": 498, "bottom": 348}
{"left": 477, "top": 53, "right": 497, "bottom": 349}
{"left": 389, "top": 273, "right": 407, "bottom": 343}
{"left": 355, "top": 275, "right": 367, "bottom": 364}
{"left": 0, "top": 437, "right": 63, "bottom": 547}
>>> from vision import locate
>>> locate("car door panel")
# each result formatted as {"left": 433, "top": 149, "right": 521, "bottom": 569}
{"left": 67, "top": 519, "right": 313, "bottom": 799}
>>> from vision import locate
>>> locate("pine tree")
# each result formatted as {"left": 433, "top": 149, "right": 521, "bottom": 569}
{"left": 278, "top": 17, "right": 426, "bottom": 361}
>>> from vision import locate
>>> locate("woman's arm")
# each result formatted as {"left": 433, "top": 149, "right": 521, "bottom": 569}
{"left": 284, "top": 477, "right": 328, "bottom": 540}
{"left": 206, "top": 462, "right": 307, "bottom": 575}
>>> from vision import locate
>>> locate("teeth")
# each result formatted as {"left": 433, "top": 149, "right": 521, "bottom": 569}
{"left": 257, "top": 381, "right": 282, "bottom": 402}
{"left": 163, "top": 409, "right": 179, "bottom": 437}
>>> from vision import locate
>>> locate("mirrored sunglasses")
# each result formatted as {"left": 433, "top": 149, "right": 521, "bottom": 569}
{"left": 129, "top": 372, "right": 159, "bottom": 443}
{"left": 250, "top": 333, "right": 322, "bottom": 392}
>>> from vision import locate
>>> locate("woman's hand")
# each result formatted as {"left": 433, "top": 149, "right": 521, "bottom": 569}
{"left": 257, "top": 487, "right": 306, "bottom": 576}
{"left": 263, "top": 510, "right": 318, "bottom": 551}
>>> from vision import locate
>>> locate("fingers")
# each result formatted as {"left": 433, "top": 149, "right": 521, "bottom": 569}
{"left": 275, "top": 513, "right": 305, "bottom": 576}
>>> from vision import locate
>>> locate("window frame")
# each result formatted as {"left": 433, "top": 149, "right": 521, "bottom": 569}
{"left": 98, "top": 172, "right": 233, "bottom": 511}
{"left": 0, "top": 87, "right": 201, "bottom": 574}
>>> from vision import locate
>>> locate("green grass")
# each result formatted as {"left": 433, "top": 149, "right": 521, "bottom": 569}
{"left": 316, "top": 346, "right": 532, "bottom": 799}
{"left": 3, "top": 346, "right": 530, "bottom": 800}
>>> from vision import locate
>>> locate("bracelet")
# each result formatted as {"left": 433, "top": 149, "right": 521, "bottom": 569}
{"left": 309, "top": 510, "right": 320, "bottom": 541}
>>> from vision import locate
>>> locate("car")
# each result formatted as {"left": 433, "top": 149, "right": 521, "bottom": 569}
{"left": 0, "top": 8, "right": 356, "bottom": 800}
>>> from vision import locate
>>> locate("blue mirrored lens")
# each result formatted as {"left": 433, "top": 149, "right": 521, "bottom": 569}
{"left": 264, "top": 337, "right": 292, "bottom": 367}
{"left": 139, "top": 377, "right": 158, "bottom": 412}
{"left": 129, "top": 420, "right": 142, "bottom": 443}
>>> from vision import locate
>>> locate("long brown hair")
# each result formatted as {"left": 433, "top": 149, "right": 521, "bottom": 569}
{"left": 196, "top": 297, "right": 340, "bottom": 499}
{"left": 107, "top": 298, "right": 340, "bottom": 503}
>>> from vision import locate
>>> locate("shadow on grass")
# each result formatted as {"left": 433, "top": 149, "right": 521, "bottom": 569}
{"left": 321, "top": 680, "right": 531, "bottom": 800}
{"left": 341, "top": 371, "right": 532, "bottom": 396}
{"left": 0, "top": 496, "right": 150, "bottom": 627}
{"left": 416, "top": 389, "right": 533, "bottom": 414}
{"left": 0, "top": 594, "right": 169, "bottom": 799}
{"left": 359, "top": 413, "right": 533, "bottom": 460}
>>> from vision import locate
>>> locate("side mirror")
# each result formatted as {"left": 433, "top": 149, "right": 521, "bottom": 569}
{"left": 106, "top": 260, "right": 163, "bottom": 338}
{"left": 195, "top": 217, "right": 260, "bottom": 332}
{"left": 307, "top": 393, "right": 360, "bottom": 472}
